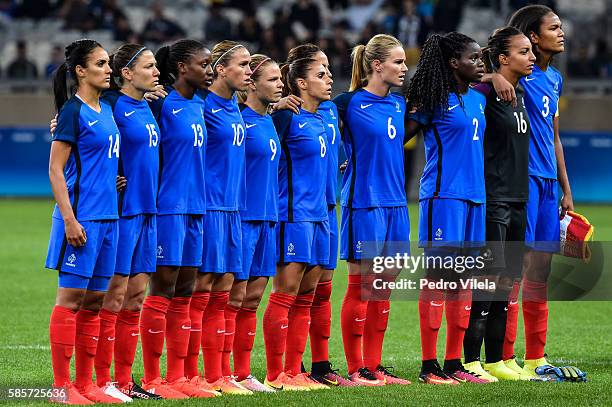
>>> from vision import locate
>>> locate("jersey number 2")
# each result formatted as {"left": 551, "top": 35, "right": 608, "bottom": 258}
{"left": 472, "top": 118, "right": 479, "bottom": 141}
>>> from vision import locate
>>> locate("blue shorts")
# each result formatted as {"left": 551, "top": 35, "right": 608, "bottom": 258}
{"left": 235, "top": 221, "right": 276, "bottom": 281}
{"left": 45, "top": 217, "right": 118, "bottom": 280}
{"left": 200, "top": 210, "right": 242, "bottom": 274}
{"left": 156, "top": 214, "right": 203, "bottom": 267}
{"left": 340, "top": 206, "right": 410, "bottom": 260}
{"left": 324, "top": 207, "right": 339, "bottom": 270}
{"left": 418, "top": 198, "right": 485, "bottom": 248}
{"left": 115, "top": 214, "right": 157, "bottom": 276}
{"left": 277, "top": 220, "right": 330, "bottom": 266}
{"left": 525, "top": 175, "right": 560, "bottom": 252}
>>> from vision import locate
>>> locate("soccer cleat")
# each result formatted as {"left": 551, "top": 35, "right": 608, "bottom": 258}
{"left": 291, "top": 373, "right": 330, "bottom": 390}
{"left": 141, "top": 377, "right": 189, "bottom": 399}
{"left": 77, "top": 383, "right": 124, "bottom": 404}
{"left": 446, "top": 366, "right": 490, "bottom": 384}
{"left": 50, "top": 383, "right": 93, "bottom": 405}
{"left": 485, "top": 361, "right": 528, "bottom": 381}
{"left": 208, "top": 376, "right": 253, "bottom": 395}
{"left": 100, "top": 382, "right": 133, "bottom": 402}
{"left": 524, "top": 356, "right": 552, "bottom": 376}
{"left": 373, "top": 365, "right": 412, "bottom": 385}
{"left": 187, "top": 376, "right": 222, "bottom": 397}
{"left": 169, "top": 376, "right": 219, "bottom": 398}
{"left": 264, "top": 372, "right": 310, "bottom": 391}
{"left": 310, "top": 362, "right": 359, "bottom": 387}
{"left": 238, "top": 375, "right": 276, "bottom": 393}
{"left": 419, "top": 361, "right": 459, "bottom": 385}
{"left": 349, "top": 367, "right": 385, "bottom": 386}
{"left": 463, "top": 361, "right": 499, "bottom": 383}
{"left": 504, "top": 357, "right": 535, "bottom": 378}
{"left": 118, "top": 381, "right": 162, "bottom": 400}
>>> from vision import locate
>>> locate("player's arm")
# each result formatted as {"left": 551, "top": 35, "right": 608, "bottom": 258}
{"left": 48, "top": 141, "right": 87, "bottom": 247}
{"left": 481, "top": 72, "right": 516, "bottom": 106}
{"left": 404, "top": 118, "right": 422, "bottom": 144}
{"left": 554, "top": 114, "right": 574, "bottom": 214}
{"left": 270, "top": 95, "right": 303, "bottom": 114}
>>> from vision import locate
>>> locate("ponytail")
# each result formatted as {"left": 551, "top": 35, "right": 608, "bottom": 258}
{"left": 155, "top": 45, "right": 172, "bottom": 85}
{"left": 52, "top": 63, "right": 70, "bottom": 112}
{"left": 155, "top": 39, "right": 205, "bottom": 86}
{"left": 280, "top": 58, "right": 316, "bottom": 98}
{"left": 349, "top": 44, "right": 367, "bottom": 91}
{"left": 280, "top": 63, "right": 291, "bottom": 97}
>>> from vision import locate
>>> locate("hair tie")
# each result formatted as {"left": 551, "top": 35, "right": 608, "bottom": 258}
{"left": 124, "top": 47, "right": 147, "bottom": 69}
{"left": 251, "top": 57, "right": 271, "bottom": 76}
{"left": 212, "top": 44, "right": 244, "bottom": 70}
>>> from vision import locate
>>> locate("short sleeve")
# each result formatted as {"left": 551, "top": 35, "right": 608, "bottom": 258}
{"left": 332, "top": 91, "right": 355, "bottom": 122}
{"left": 271, "top": 110, "right": 293, "bottom": 141}
{"left": 101, "top": 90, "right": 121, "bottom": 111}
{"left": 53, "top": 99, "right": 80, "bottom": 144}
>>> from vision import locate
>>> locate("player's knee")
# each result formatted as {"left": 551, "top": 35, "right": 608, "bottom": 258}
{"left": 314, "top": 280, "right": 332, "bottom": 303}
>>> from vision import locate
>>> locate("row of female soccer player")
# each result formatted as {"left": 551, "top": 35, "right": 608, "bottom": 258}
{"left": 44, "top": 3, "right": 573, "bottom": 403}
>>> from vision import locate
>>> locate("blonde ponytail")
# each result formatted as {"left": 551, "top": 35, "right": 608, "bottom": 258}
{"left": 349, "top": 34, "right": 402, "bottom": 91}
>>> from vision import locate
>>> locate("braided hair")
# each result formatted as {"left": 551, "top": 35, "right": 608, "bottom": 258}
{"left": 405, "top": 32, "right": 476, "bottom": 114}
{"left": 482, "top": 27, "right": 524, "bottom": 73}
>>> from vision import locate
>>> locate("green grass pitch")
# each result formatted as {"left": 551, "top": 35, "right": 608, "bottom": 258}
{"left": 0, "top": 200, "right": 610, "bottom": 406}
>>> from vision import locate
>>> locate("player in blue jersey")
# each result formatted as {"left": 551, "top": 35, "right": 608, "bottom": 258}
{"left": 261, "top": 54, "right": 333, "bottom": 391}
{"left": 273, "top": 43, "right": 355, "bottom": 387}
{"left": 139, "top": 39, "right": 218, "bottom": 400}
{"left": 405, "top": 32, "right": 489, "bottom": 384}
{"left": 45, "top": 39, "right": 124, "bottom": 404}
{"left": 220, "top": 54, "right": 283, "bottom": 392}
{"left": 190, "top": 40, "right": 253, "bottom": 395}
{"left": 498, "top": 5, "right": 575, "bottom": 376}
{"left": 462, "top": 27, "right": 537, "bottom": 382}
{"left": 333, "top": 34, "right": 411, "bottom": 386}
{"left": 79, "top": 43, "right": 161, "bottom": 401}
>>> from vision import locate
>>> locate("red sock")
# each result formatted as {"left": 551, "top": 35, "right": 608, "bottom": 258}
{"left": 114, "top": 309, "right": 140, "bottom": 387}
{"left": 94, "top": 308, "right": 117, "bottom": 386}
{"left": 310, "top": 280, "right": 332, "bottom": 363}
{"left": 49, "top": 305, "right": 77, "bottom": 386}
{"left": 444, "top": 289, "right": 472, "bottom": 361}
{"left": 74, "top": 309, "right": 100, "bottom": 390}
{"left": 503, "top": 280, "right": 521, "bottom": 360}
{"left": 284, "top": 293, "right": 315, "bottom": 376}
{"left": 522, "top": 279, "right": 548, "bottom": 360}
{"left": 166, "top": 296, "right": 192, "bottom": 382}
{"left": 233, "top": 307, "right": 257, "bottom": 381}
{"left": 340, "top": 274, "right": 370, "bottom": 374}
{"left": 222, "top": 304, "right": 240, "bottom": 377}
{"left": 363, "top": 300, "right": 390, "bottom": 371}
{"left": 263, "top": 292, "right": 295, "bottom": 381}
{"left": 185, "top": 292, "right": 209, "bottom": 378}
{"left": 140, "top": 295, "right": 170, "bottom": 383}
{"left": 202, "top": 291, "right": 229, "bottom": 383}
{"left": 418, "top": 281, "right": 444, "bottom": 361}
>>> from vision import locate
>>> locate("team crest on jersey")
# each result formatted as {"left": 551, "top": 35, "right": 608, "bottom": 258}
{"left": 554, "top": 82, "right": 559, "bottom": 93}
{"left": 434, "top": 228, "right": 443, "bottom": 241}
{"left": 395, "top": 101, "right": 401, "bottom": 113}
{"left": 66, "top": 253, "right": 76, "bottom": 267}
{"left": 356, "top": 240, "right": 363, "bottom": 253}
{"left": 329, "top": 108, "right": 336, "bottom": 120}
{"left": 287, "top": 242, "right": 295, "bottom": 255}
{"left": 156, "top": 245, "right": 164, "bottom": 258}
{"left": 479, "top": 103, "right": 485, "bottom": 115}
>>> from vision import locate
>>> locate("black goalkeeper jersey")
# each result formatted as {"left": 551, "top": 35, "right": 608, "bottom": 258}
{"left": 474, "top": 83, "right": 530, "bottom": 202}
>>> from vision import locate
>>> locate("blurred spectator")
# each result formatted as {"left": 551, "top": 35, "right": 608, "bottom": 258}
{"left": 258, "top": 28, "right": 284, "bottom": 62}
{"left": 342, "top": 0, "right": 386, "bottom": 33}
{"left": 45, "top": 45, "right": 63, "bottom": 79}
{"left": 237, "top": 11, "right": 262, "bottom": 45}
{"left": 13, "top": 0, "right": 52, "bottom": 20}
{"left": 433, "top": 0, "right": 464, "bottom": 33}
{"left": 59, "top": 0, "right": 97, "bottom": 32}
{"left": 357, "top": 21, "right": 378, "bottom": 46}
{"left": 271, "top": 8, "right": 292, "bottom": 43}
{"left": 288, "top": 0, "right": 321, "bottom": 42}
{"left": 329, "top": 25, "right": 352, "bottom": 77}
{"left": 141, "top": 1, "right": 186, "bottom": 45}
{"left": 113, "top": 15, "right": 137, "bottom": 42}
{"left": 90, "top": 0, "right": 128, "bottom": 31}
{"left": 205, "top": 3, "right": 233, "bottom": 42}
{"left": 7, "top": 40, "right": 38, "bottom": 79}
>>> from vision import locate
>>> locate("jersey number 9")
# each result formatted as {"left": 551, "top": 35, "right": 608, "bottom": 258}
{"left": 270, "top": 139, "right": 277, "bottom": 161}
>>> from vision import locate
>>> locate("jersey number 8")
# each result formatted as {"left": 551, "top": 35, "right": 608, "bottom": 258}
{"left": 319, "top": 135, "right": 327, "bottom": 157}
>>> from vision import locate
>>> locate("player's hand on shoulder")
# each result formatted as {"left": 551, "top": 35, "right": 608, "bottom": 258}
{"left": 491, "top": 73, "right": 517, "bottom": 107}
{"left": 65, "top": 218, "right": 87, "bottom": 247}
{"left": 116, "top": 175, "right": 127, "bottom": 192}
{"left": 49, "top": 114, "right": 58, "bottom": 135}
{"left": 272, "top": 95, "right": 303, "bottom": 114}
{"left": 144, "top": 85, "right": 168, "bottom": 102}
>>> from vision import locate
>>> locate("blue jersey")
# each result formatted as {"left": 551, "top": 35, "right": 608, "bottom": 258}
{"left": 52, "top": 96, "right": 120, "bottom": 221}
{"left": 520, "top": 64, "right": 563, "bottom": 179}
{"left": 103, "top": 91, "right": 159, "bottom": 217}
{"left": 239, "top": 106, "right": 280, "bottom": 222}
{"left": 272, "top": 108, "right": 328, "bottom": 222}
{"left": 333, "top": 89, "right": 406, "bottom": 208}
{"left": 318, "top": 100, "right": 340, "bottom": 207}
{"left": 409, "top": 89, "right": 487, "bottom": 203}
{"left": 150, "top": 88, "right": 206, "bottom": 215}
{"left": 197, "top": 90, "right": 246, "bottom": 211}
